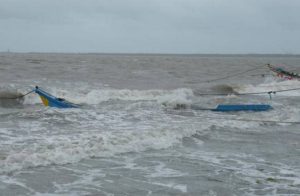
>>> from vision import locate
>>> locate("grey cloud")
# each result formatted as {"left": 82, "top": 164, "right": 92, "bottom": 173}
{"left": 0, "top": 0, "right": 300, "bottom": 53}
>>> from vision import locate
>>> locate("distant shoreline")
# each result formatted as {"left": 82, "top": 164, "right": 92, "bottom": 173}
{"left": 0, "top": 52, "right": 299, "bottom": 57}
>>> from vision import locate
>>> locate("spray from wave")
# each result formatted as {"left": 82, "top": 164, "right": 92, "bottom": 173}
{"left": 211, "top": 84, "right": 238, "bottom": 94}
{"left": 0, "top": 90, "right": 24, "bottom": 108}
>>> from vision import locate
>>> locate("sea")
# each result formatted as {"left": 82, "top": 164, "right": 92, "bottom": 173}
{"left": 0, "top": 53, "right": 299, "bottom": 196}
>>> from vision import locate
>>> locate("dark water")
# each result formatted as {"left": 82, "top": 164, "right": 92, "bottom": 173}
{"left": 0, "top": 53, "right": 300, "bottom": 195}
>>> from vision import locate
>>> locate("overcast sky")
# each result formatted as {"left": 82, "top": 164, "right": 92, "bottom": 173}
{"left": 0, "top": 0, "right": 299, "bottom": 54}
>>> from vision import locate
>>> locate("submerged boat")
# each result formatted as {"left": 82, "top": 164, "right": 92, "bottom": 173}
{"left": 192, "top": 104, "right": 273, "bottom": 112}
{"left": 34, "top": 86, "right": 79, "bottom": 108}
{"left": 212, "top": 104, "right": 272, "bottom": 112}
{"left": 267, "top": 64, "right": 300, "bottom": 80}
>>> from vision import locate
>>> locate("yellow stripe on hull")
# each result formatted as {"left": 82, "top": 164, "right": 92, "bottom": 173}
{"left": 39, "top": 95, "right": 49, "bottom": 106}
{"left": 35, "top": 86, "right": 78, "bottom": 108}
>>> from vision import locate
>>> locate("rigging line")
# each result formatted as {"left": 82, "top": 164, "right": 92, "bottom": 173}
{"left": 203, "top": 65, "right": 264, "bottom": 83}
{"left": 0, "top": 89, "right": 35, "bottom": 100}
{"left": 247, "top": 84, "right": 300, "bottom": 88}
{"left": 249, "top": 73, "right": 271, "bottom": 76}
{"left": 196, "top": 86, "right": 300, "bottom": 96}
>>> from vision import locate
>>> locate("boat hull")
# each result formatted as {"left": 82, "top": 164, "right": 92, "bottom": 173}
{"left": 34, "top": 87, "right": 78, "bottom": 108}
{"left": 212, "top": 104, "right": 272, "bottom": 112}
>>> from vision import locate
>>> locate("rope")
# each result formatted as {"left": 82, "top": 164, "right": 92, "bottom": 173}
{"left": 196, "top": 86, "right": 300, "bottom": 97}
{"left": 203, "top": 65, "right": 264, "bottom": 83}
{"left": 0, "top": 89, "right": 35, "bottom": 100}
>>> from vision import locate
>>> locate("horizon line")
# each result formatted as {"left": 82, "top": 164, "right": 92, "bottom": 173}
{"left": 1, "top": 51, "right": 300, "bottom": 56}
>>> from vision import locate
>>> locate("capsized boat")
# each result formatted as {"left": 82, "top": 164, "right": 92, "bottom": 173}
{"left": 267, "top": 64, "right": 300, "bottom": 80}
{"left": 34, "top": 86, "right": 79, "bottom": 108}
{"left": 212, "top": 104, "right": 272, "bottom": 112}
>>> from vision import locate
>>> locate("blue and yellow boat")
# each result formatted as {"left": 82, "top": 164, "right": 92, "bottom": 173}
{"left": 34, "top": 86, "right": 79, "bottom": 108}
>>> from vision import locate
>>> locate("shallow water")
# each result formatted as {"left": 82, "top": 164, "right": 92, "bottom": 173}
{"left": 0, "top": 53, "right": 300, "bottom": 195}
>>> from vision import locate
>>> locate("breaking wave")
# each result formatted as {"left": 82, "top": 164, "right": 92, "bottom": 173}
{"left": 0, "top": 120, "right": 208, "bottom": 174}
{"left": 23, "top": 87, "right": 194, "bottom": 108}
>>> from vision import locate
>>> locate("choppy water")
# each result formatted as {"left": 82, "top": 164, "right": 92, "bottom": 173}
{"left": 0, "top": 53, "right": 300, "bottom": 195}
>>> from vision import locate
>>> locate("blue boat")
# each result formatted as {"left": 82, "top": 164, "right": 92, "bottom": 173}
{"left": 34, "top": 86, "right": 79, "bottom": 108}
{"left": 212, "top": 104, "right": 272, "bottom": 112}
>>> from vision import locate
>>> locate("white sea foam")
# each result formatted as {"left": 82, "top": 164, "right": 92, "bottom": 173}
{"left": 149, "top": 181, "right": 187, "bottom": 193}
{"left": 148, "top": 161, "right": 187, "bottom": 178}
{"left": 0, "top": 121, "right": 204, "bottom": 173}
